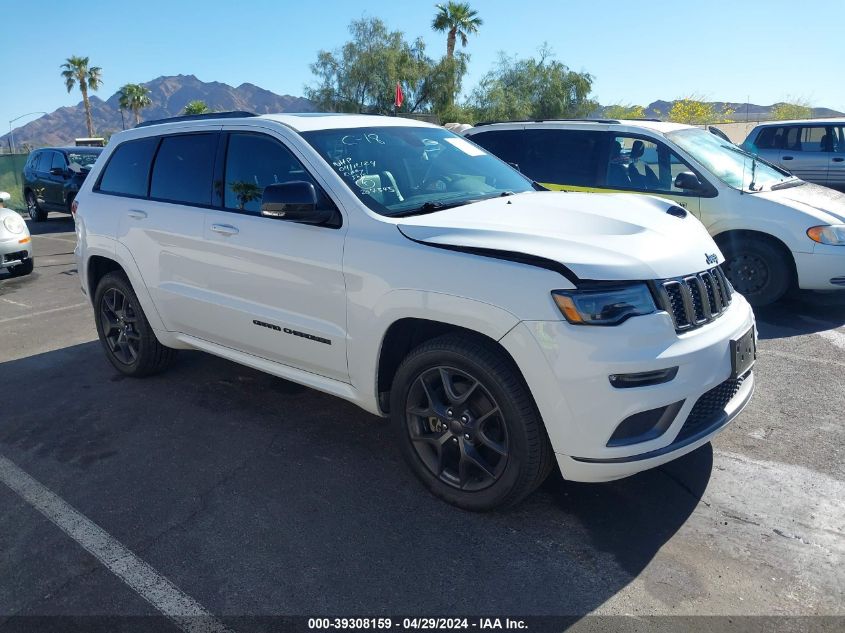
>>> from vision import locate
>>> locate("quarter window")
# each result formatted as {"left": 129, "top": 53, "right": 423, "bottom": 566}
{"left": 468, "top": 130, "right": 529, "bottom": 173}
{"left": 222, "top": 133, "right": 322, "bottom": 213}
{"left": 150, "top": 133, "right": 216, "bottom": 205}
{"left": 98, "top": 137, "right": 159, "bottom": 197}
{"left": 522, "top": 129, "right": 603, "bottom": 186}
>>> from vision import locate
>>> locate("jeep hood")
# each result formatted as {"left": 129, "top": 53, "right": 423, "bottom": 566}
{"left": 758, "top": 182, "right": 845, "bottom": 223}
{"left": 397, "top": 191, "right": 721, "bottom": 282}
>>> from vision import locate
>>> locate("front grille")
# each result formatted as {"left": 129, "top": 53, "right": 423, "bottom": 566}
{"left": 656, "top": 266, "right": 733, "bottom": 332}
{"left": 676, "top": 372, "right": 748, "bottom": 442}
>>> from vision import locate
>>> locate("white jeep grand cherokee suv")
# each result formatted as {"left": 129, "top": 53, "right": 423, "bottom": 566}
{"left": 74, "top": 112, "right": 756, "bottom": 510}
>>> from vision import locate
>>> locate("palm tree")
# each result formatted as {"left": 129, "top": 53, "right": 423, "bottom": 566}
{"left": 118, "top": 83, "right": 152, "bottom": 126}
{"left": 183, "top": 100, "right": 210, "bottom": 115}
{"left": 60, "top": 56, "right": 103, "bottom": 137}
{"left": 432, "top": 2, "right": 483, "bottom": 60}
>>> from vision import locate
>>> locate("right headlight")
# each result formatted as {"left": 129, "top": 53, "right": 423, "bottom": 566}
{"left": 552, "top": 284, "right": 657, "bottom": 326}
{"left": 807, "top": 225, "right": 845, "bottom": 246}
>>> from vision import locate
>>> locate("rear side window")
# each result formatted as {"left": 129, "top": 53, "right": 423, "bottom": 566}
{"left": 98, "top": 137, "right": 158, "bottom": 197}
{"left": 522, "top": 129, "right": 604, "bottom": 186}
{"left": 150, "top": 133, "right": 217, "bottom": 205}
{"left": 468, "top": 130, "right": 528, "bottom": 171}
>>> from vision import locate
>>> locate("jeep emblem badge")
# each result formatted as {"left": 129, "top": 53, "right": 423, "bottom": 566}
{"left": 705, "top": 253, "right": 718, "bottom": 265}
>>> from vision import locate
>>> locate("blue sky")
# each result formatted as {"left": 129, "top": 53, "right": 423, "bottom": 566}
{"left": 3, "top": 0, "right": 844, "bottom": 132}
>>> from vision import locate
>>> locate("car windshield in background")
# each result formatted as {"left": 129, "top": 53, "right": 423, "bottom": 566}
{"left": 67, "top": 152, "right": 99, "bottom": 168}
{"left": 302, "top": 126, "right": 534, "bottom": 216}
{"left": 667, "top": 128, "right": 795, "bottom": 192}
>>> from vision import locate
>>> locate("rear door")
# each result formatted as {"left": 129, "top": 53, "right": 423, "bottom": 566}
{"left": 200, "top": 128, "right": 349, "bottom": 382}
{"left": 779, "top": 125, "right": 831, "bottom": 184}
{"left": 829, "top": 125, "right": 845, "bottom": 189}
{"left": 106, "top": 130, "right": 218, "bottom": 335}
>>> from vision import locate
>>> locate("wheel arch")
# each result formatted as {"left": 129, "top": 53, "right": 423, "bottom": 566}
{"left": 375, "top": 318, "right": 527, "bottom": 415}
{"left": 713, "top": 229, "right": 798, "bottom": 287}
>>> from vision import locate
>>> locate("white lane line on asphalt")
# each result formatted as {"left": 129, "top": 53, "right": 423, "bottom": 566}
{"left": 0, "top": 297, "right": 31, "bottom": 308}
{"left": 0, "top": 302, "right": 88, "bottom": 324}
{"left": 800, "top": 315, "right": 845, "bottom": 351}
{"left": 0, "top": 454, "right": 232, "bottom": 633}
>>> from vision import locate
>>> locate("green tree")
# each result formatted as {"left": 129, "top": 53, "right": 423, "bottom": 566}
{"left": 183, "top": 100, "right": 211, "bottom": 115}
{"left": 467, "top": 47, "right": 596, "bottom": 122}
{"left": 668, "top": 96, "right": 734, "bottom": 125}
{"left": 771, "top": 100, "right": 812, "bottom": 120}
{"left": 229, "top": 181, "right": 263, "bottom": 210}
{"left": 118, "top": 83, "right": 153, "bottom": 126}
{"left": 60, "top": 56, "right": 103, "bottom": 137}
{"left": 603, "top": 103, "right": 645, "bottom": 119}
{"left": 306, "top": 17, "right": 466, "bottom": 117}
{"left": 432, "top": 2, "right": 483, "bottom": 60}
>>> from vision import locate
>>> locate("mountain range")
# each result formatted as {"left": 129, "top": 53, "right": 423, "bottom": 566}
{"left": 1, "top": 75, "right": 316, "bottom": 149}
{"left": 3, "top": 74, "right": 843, "bottom": 149}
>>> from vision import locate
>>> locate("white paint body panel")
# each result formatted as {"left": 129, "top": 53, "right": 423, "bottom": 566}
{"left": 75, "top": 114, "right": 758, "bottom": 481}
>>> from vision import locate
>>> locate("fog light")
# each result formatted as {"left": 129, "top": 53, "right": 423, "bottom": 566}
{"left": 609, "top": 367, "right": 678, "bottom": 389}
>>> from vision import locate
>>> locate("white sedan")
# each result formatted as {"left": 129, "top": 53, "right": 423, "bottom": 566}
{"left": 0, "top": 192, "right": 33, "bottom": 277}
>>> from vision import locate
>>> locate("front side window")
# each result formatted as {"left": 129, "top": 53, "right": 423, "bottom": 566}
{"left": 668, "top": 127, "right": 794, "bottom": 191}
{"left": 222, "top": 133, "right": 323, "bottom": 213}
{"left": 605, "top": 135, "right": 696, "bottom": 193}
{"left": 150, "top": 133, "right": 216, "bottom": 205}
{"left": 302, "top": 126, "right": 534, "bottom": 216}
{"left": 51, "top": 152, "right": 67, "bottom": 171}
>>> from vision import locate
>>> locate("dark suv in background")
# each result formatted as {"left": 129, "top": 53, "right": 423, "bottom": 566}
{"left": 22, "top": 147, "right": 102, "bottom": 221}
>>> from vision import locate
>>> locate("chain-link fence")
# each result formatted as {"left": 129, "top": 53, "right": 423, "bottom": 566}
{"left": 0, "top": 153, "right": 30, "bottom": 211}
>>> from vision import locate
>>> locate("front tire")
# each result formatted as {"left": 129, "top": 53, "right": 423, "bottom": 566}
{"left": 720, "top": 236, "right": 792, "bottom": 307}
{"left": 390, "top": 333, "right": 554, "bottom": 511}
{"left": 26, "top": 191, "right": 47, "bottom": 222}
{"left": 94, "top": 272, "right": 177, "bottom": 377}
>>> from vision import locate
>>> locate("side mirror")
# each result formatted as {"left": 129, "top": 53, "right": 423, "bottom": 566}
{"left": 49, "top": 167, "right": 67, "bottom": 177}
{"left": 674, "top": 171, "right": 703, "bottom": 192}
{"left": 260, "top": 181, "right": 333, "bottom": 225}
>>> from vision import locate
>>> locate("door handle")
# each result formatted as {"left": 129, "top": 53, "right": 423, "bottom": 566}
{"left": 782, "top": 156, "right": 793, "bottom": 160}
{"left": 211, "top": 223, "right": 239, "bottom": 236}
{"left": 833, "top": 157, "right": 845, "bottom": 163}
{"left": 127, "top": 209, "right": 147, "bottom": 219}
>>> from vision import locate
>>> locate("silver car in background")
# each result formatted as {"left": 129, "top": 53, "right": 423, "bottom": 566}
{"left": 742, "top": 119, "right": 845, "bottom": 190}
{"left": 0, "top": 192, "right": 34, "bottom": 277}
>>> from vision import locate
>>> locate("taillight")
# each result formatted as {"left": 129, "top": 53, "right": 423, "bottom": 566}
{"left": 71, "top": 199, "right": 79, "bottom": 216}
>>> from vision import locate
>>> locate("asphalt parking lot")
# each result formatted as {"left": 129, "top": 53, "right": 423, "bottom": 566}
{"left": 1, "top": 215, "right": 843, "bottom": 631}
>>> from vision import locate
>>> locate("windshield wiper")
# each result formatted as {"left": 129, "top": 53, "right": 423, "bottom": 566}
{"left": 389, "top": 200, "right": 470, "bottom": 217}
{"left": 771, "top": 179, "right": 804, "bottom": 191}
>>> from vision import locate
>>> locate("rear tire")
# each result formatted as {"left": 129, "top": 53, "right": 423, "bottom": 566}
{"left": 26, "top": 191, "right": 46, "bottom": 222}
{"left": 390, "top": 333, "right": 554, "bottom": 511}
{"left": 8, "top": 258, "right": 34, "bottom": 277}
{"left": 719, "top": 236, "right": 792, "bottom": 307}
{"left": 94, "top": 271, "right": 177, "bottom": 377}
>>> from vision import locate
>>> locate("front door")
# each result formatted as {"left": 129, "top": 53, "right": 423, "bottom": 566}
{"left": 200, "top": 129, "right": 349, "bottom": 383}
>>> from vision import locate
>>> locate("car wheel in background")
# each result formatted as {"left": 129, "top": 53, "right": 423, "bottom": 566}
{"left": 720, "top": 236, "right": 792, "bottom": 307}
{"left": 390, "top": 333, "right": 554, "bottom": 511}
{"left": 26, "top": 192, "right": 47, "bottom": 222}
{"left": 94, "top": 271, "right": 177, "bottom": 377}
{"left": 8, "top": 258, "right": 34, "bottom": 277}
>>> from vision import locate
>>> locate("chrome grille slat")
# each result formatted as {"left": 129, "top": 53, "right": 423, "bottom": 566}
{"left": 659, "top": 267, "right": 732, "bottom": 332}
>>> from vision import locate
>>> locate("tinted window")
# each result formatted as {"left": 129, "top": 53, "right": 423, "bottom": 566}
{"left": 521, "top": 129, "right": 603, "bottom": 186}
{"left": 468, "top": 130, "right": 528, "bottom": 171}
{"left": 150, "top": 134, "right": 216, "bottom": 205}
{"left": 753, "top": 126, "right": 785, "bottom": 150}
{"left": 784, "top": 126, "right": 831, "bottom": 152}
{"left": 51, "top": 152, "right": 67, "bottom": 171}
{"left": 98, "top": 137, "right": 158, "bottom": 197}
{"left": 36, "top": 151, "right": 52, "bottom": 172}
{"left": 223, "top": 133, "right": 321, "bottom": 213}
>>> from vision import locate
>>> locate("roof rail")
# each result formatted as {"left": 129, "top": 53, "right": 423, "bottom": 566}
{"left": 135, "top": 111, "right": 257, "bottom": 128}
{"left": 472, "top": 117, "right": 664, "bottom": 127}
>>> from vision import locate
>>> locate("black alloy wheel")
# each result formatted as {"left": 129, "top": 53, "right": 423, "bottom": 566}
{"left": 99, "top": 287, "right": 141, "bottom": 365}
{"left": 405, "top": 365, "right": 509, "bottom": 492}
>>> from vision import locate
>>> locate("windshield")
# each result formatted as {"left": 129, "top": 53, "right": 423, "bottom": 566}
{"left": 67, "top": 152, "right": 99, "bottom": 168}
{"left": 667, "top": 128, "right": 795, "bottom": 191}
{"left": 302, "top": 126, "right": 535, "bottom": 216}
